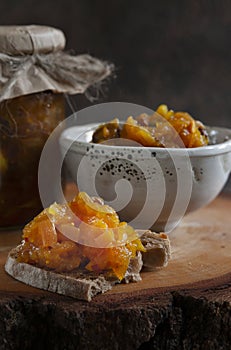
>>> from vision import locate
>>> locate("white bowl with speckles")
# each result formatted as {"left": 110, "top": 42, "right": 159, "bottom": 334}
{"left": 60, "top": 124, "right": 231, "bottom": 232}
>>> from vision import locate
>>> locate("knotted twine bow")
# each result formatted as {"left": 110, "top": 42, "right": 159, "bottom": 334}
{"left": 0, "top": 51, "right": 113, "bottom": 103}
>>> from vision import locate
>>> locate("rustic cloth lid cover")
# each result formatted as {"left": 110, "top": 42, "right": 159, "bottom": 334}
{"left": 0, "top": 25, "right": 113, "bottom": 102}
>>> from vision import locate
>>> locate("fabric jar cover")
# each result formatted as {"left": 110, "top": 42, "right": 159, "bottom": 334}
{"left": 0, "top": 25, "right": 113, "bottom": 102}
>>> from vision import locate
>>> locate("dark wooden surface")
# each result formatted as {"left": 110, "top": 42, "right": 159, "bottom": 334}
{"left": 0, "top": 193, "right": 231, "bottom": 349}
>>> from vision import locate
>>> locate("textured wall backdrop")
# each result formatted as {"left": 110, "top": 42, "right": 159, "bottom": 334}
{"left": 0, "top": 0, "right": 230, "bottom": 190}
{"left": 0, "top": 0, "right": 230, "bottom": 127}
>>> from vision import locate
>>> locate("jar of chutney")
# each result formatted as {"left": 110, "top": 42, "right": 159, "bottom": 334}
{"left": 0, "top": 26, "right": 66, "bottom": 228}
{"left": 0, "top": 25, "right": 112, "bottom": 229}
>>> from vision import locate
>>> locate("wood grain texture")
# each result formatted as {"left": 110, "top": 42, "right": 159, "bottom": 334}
{"left": 0, "top": 194, "right": 231, "bottom": 349}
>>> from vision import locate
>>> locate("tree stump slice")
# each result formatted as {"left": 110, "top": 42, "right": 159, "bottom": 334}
{"left": 0, "top": 194, "right": 231, "bottom": 350}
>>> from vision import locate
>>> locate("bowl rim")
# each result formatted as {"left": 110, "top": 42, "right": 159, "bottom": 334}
{"left": 60, "top": 123, "right": 231, "bottom": 157}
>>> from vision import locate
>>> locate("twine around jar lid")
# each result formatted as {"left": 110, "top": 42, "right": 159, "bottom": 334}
{"left": 0, "top": 25, "right": 66, "bottom": 55}
{"left": 0, "top": 24, "right": 113, "bottom": 102}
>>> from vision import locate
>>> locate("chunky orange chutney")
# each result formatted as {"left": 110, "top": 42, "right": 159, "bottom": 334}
{"left": 17, "top": 192, "right": 145, "bottom": 280}
{"left": 92, "top": 104, "right": 209, "bottom": 148}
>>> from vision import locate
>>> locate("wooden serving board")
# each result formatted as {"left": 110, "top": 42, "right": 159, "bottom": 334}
{"left": 0, "top": 193, "right": 231, "bottom": 350}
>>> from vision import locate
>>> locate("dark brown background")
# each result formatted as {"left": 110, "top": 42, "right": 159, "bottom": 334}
{"left": 0, "top": 0, "right": 230, "bottom": 189}
{"left": 0, "top": 0, "right": 230, "bottom": 126}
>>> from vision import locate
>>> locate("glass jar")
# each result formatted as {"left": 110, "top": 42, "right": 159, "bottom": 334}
{"left": 0, "top": 24, "right": 112, "bottom": 229}
{"left": 0, "top": 91, "right": 65, "bottom": 228}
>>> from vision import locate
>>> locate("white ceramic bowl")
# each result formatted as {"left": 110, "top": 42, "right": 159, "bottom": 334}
{"left": 60, "top": 123, "right": 231, "bottom": 232}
